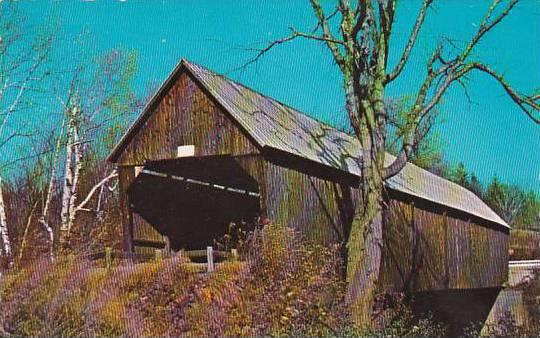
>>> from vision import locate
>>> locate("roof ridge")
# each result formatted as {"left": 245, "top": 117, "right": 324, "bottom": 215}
{"left": 182, "top": 59, "right": 358, "bottom": 143}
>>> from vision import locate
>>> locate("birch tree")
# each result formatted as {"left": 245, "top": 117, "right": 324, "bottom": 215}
{"left": 38, "top": 118, "right": 67, "bottom": 259}
{"left": 0, "top": 177, "right": 12, "bottom": 268}
{"left": 0, "top": 6, "right": 57, "bottom": 259}
{"left": 56, "top": 50, "right": 138, "bottom": 248}
{"left": 59, "top": 105, "right": 83, "bottom": 246}
{"left": 249, "top": 0, "right": 540, "bottom": 326}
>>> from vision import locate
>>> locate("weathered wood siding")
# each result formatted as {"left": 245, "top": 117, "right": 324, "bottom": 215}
{"left": 379, "top": 199, "right": 415, "bottom": 292}
{"left": 262, "top": 160, "right": 358, "bottom": 245}
{"left": 117, "top": 71, "right": 259, "bottom": 166}
{"left": 118, "top": 166, "right": 135, "bottom": 252}
{"left": 380, "top": 197, "right": 509, "bottom": 292}
{"left": 116, "top": 72, "right": 261, "bottom": 249}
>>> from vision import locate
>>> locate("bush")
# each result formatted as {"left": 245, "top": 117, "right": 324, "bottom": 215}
{"left": 221, "top": 224, "right": 349, "bottom": 336}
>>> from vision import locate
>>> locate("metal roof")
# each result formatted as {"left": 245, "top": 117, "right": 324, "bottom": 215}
{"left": 109, "top": 59, "right": 509, "bottom": 228}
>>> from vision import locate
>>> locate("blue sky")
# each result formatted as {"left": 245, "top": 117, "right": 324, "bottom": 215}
{"left": 11, "top": 0, "right": 540, "bottom": 191}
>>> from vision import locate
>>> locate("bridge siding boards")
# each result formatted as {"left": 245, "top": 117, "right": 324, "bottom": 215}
{"left": 262, "top": 161, "right": 353, "bottom": 245}
{"left": 379, "top": 200, "right": 508, "bottom": 293}
{"left": 116, "top": 71, "right": 259, "bottom": 166}
{"left": 118, "top": 166, "right": 136, "bottom": 252}
{"left": 110, "top": 59, "right": 509, "bottom": 293}
{"left": 116, "top": 71, "right": 260, "bottom": 247}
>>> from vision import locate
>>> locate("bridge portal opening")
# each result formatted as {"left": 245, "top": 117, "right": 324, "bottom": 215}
{"left": 127, "top": 155, "right": 261, "bottom": 251}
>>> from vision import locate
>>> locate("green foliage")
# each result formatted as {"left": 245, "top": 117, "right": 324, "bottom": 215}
{"left": 469, "top": 173, "right": 484, "bottom": 198}
{"left": 374, "top": 295, "right": 447, "bottom": 337}
{"left": 410, "top": 132, "right": 447, "bottom": 175}
{"left": 481, "top": 310, "right": 533, "bottom": 337}
{"left": 385, "top": 101, "right": 448, "bottom": 176}
{"left": 522, "top": 270, "right": 540, "bottom": 331}
{"left": 514, "top": 192, "right": 540, "bottom": 231}
{"left": 91, "top": 49, "right": 140, "bottom": 154}
{"left": 444, "top": 162, "right": 540, "bottom": 230}
{"left": 484, "top": 177, "right": 540, "bottom": 228}
{"left": 449, "top": 162, "right": 469, "bottom": 188}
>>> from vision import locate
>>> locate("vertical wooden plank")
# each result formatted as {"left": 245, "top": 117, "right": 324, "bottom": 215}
{"left": 118, "top": 165, "right": 135, "bottom": 253}
{"left": 412, "top": 208, "right": 448, "bottom": 291}
{"left": 105, "top": 247, "right": 112, "bottom": 269}
{"left": 263, "top": 161, "right": 345, "bottom": 245}
{"left": 118, "top": 72, "right": 259, "bottom": 166}
{"left": 133, "top": 212, "right": 164, "bottom": 243}
{"left": 379, "top": 199, "right": 414, "bottom": 293}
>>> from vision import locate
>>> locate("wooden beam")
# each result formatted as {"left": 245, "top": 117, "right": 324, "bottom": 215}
{"left": 141, "top": 169, "right": 260, "bottom": 197}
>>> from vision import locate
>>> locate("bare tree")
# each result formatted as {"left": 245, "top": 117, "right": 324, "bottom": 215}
{"left": 247, "top": 0, "right": 539, "bottom": 325}
{"left": 56, "top": 50, "right": 138, "bottom": 248}
{"left": 39, "top": 119, "right": 67, "bottom": 259}
{"left": 0, "top": 5, "right": 57, "bottom": 263}
{"left": 0, "top": 6, "right": 56, "bottom": 157}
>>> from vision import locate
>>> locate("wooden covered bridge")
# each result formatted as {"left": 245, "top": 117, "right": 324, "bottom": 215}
{"left": 108, "top": 59, "right": 509, "bottom": 328}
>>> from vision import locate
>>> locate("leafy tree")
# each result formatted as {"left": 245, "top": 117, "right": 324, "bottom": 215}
{"left": 484, "top": 177, "right": 539, "bottom": 227}
{"left": 513, "top": 191, "right": 540, "bottom": 230}
{"left": 450, "top": 162, "right": 469, "bottom": 188}
{"left": 468, "top": 173, "right": 484, "bottom": 199}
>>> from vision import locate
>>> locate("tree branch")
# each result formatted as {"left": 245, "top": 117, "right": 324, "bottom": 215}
{"left": 310, "top": 0, "right": 346, "bottom": 67}
{"left": 384, "top": 0, "right": 530, "bottom": 178}
{"left": 467, "top": 63, "right": 540, "bottom": 124}
{"left": 238, "top": 28, "right": 345, "bottom": 71}
{"left": 385, "top": 0, "right": 433, "bottom": 84}
{"left": 459, "top": 0, "right": 518, "bottom": 62}
{"left": 74, "top": 170, "right": 118, "bottom": 213}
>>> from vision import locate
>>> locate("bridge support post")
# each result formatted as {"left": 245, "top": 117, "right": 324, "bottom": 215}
{"left": 207, "top": 246, "right": 214, "bottom": 272}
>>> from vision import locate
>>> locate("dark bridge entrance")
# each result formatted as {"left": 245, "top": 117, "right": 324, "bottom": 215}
{"left": 127, "top": 155, "right": 261, "bottom": 251}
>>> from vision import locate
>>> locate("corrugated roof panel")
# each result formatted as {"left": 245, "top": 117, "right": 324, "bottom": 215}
{"left": 185, "top": 61, "right": 363, "bottom": 176}
{"left": 384, "top": 154, "right": 508, "bottom": 227}
{"left": 185, "top": 60, "right": 508, "bottom": 228}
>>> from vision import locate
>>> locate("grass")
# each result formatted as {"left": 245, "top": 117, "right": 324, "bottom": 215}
{"left": 0, "top": 226, "right": 456, "bottom": 337}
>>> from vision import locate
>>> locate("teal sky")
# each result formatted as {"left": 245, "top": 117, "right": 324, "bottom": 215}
{"left": 10, "top": 1, "right": 540, "bottom": 191}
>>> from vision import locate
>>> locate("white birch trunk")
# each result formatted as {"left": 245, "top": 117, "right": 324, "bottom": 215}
{"left": 18, "top": 201, "right": 38, "bottom": 265}
{"left": 0, "top": 176, "right": 13, "bottom": 266}
{"left": 40, "top": 116, "right": 67, "bottom": 259}
{"left": 59, "top": 108, "right": 77, "bottom": 245}
{"left": 66, "top": 125, "right": 82, "bottom": 239}
{"left": 60, "top": 105, "right": 84, "bottom": 247}
{"left": 59, "top": 126, "right": 73, "bottom": 241}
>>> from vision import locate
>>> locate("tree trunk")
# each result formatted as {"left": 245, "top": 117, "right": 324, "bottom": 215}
{"left": 344, "top": 160, "right": 385, "bottom": 329}
{"left": 60, "top": 108, "right": 81, "bottom": 247}
{"left": 345, "top": 207, "right": 383, "bottom": 329}
{"left": 66, "top": 125, "right": 82, "bottom": 243}
{"left": 342, "top": 78, "right": 387, "bottom": 329}
{"left": 0, "top": 177, "right": 12, "bottom": 268}
{"left": 17, "top": 202, "right": 38, "bottom": 266}
{"left": 40, "top": 116, "right": 67, "bottom": 259}
{"left": 59, "top": 123, "right": 74, "bottom": 245}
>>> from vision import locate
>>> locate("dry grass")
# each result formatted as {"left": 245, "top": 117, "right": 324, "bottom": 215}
{"left": 0, "top": 225, "right": 450, "bottom": 337}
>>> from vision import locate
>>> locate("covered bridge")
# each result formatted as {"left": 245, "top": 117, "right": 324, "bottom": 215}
{"left": 108, "top": 59, "right": 509, "bottom": 303}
